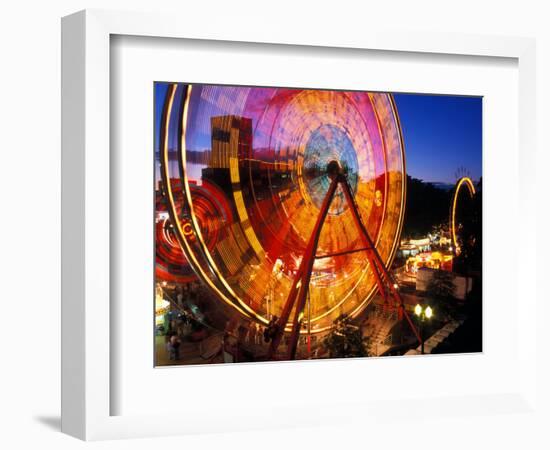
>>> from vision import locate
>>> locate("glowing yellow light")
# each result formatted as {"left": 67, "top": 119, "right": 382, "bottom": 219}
{"left": 425, "top": 306, "right": 433, "bottom": 319}
{"left": 451, "top": 177, "right": 476, "bottom": 252}
{"left": 182, "top": 222, "right": 194, "bottom": 236}
{"left": 155, "top": 296, "right": 170, "bottom": 314}
{"left": 414, "top": 304, "right": 422, "bottom": 316}
{"left": 375, "top": 190, "right": 383, "bottom": 207}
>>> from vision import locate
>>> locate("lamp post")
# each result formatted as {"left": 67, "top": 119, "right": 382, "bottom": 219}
{"left": 414, "top": 304, "right": 433, "bottom": 354}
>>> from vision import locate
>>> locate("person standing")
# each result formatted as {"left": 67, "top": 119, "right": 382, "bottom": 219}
{"left": 255, "top": 323, "right": 262, "bottom": 345}
{"left": 248, "top": 322, "right": 256, "bottom": 344}
{"left": 168, "top": 333, "right": 181, "bottom": 361}
{"left": 176, "top": 286, "right": 184, "bottom": 307}
{"left": 264, "top": 315, "right": 279, "bottom": 343}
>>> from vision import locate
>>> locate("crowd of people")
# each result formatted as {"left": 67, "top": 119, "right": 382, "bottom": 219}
{"left": 161, "top": 283, "right": 209, "bottom": 361}
{"left": 159, "top": 281, "right": 323, "bottom": 363}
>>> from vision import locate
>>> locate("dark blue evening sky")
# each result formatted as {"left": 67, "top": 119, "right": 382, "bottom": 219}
{"left": 393, "top": 93, "right": 482, "bottom": 184}
{"left": 154, "top": 84, "right": 482, "bottom": 184}
{"left": 154, "top": 82, "right": 169, "bottom": 152}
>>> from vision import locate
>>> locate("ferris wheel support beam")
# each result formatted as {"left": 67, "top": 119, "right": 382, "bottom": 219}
{"left": 340, "top": 180, "right": 421, "bottom": 344}
{"left": 266, "top": 176, "right": 340, "bottom": 361}
{"left": 267, "top": 167, "right": 421, "bottom": 361}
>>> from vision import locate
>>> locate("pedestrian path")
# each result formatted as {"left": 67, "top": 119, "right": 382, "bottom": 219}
{"left": 404, "top": 319, "right": 465, "bottom": 355}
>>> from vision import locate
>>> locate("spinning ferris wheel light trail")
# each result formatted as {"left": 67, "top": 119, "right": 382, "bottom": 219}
{"left": 159, "top": 82, "right": 418, "bottom": 360}
{"left": 450, "top": 176, "right": 476, "bottom": 255}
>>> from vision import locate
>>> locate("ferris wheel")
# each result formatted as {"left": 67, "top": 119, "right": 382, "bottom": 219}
{"left": 159, "top": 83, "right": 420, "bottom": 359}
{"left": 450, "top": 176, "right": 477, "bottom": 255}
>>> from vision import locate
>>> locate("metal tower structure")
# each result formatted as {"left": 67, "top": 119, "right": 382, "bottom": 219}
{"left": 267, "top": 161, "right": 422, "bottom": 360}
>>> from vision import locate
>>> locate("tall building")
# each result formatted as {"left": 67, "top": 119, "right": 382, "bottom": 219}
{"left": 210, "top": 115, "right": 253, "bottom": 169}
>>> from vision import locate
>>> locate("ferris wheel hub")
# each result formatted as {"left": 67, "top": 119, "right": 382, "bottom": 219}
{"left": 326, "top": 159, "right": 344, "bottom": 180}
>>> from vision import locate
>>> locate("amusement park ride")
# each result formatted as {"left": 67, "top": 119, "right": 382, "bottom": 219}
{"left": 266, "top": 160, "right": 421, "bottom": 360}
{"left": 450, "top": 176, "right": 476, "bottom": 256}
{"left": 158, "top": 83, "right": 424, "bottom": 361}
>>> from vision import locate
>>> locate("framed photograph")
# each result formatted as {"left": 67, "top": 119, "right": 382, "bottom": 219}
{"left": 153, "top": 82, "right": 482, "bottom": 366}
{"left": 62, "top": 9, "right": 537, "bottom": 441}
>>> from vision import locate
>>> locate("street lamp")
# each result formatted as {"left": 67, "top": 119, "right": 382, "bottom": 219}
{"left": 424, "top": 305, "right": 433, "bottom": 319}
{"left": 414, "top": 304, "right": 434, "bottom": 354}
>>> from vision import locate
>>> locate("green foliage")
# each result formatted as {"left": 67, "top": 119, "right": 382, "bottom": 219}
{"left": 322, "top": 315, "right": 370, "bottom": 358}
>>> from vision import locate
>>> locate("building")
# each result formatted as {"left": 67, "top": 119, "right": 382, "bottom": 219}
{"left": 209, "top": 115, "right": 253, "bottom": 169}
{"left": 406, "top": 251, "right": 453, "bottom": 273}
{"left": 397, "top": 237, "right": 431, "bottom": 258}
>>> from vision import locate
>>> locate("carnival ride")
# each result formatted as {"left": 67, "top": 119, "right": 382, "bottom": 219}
{"left": 450, "top": 176, "right": 476, "bottom": 255}
{"left": 158, "top": 83, "right": 421, "bottom": 360}
{"left": 155, "top": 179, "right": 233, "bottom": 283}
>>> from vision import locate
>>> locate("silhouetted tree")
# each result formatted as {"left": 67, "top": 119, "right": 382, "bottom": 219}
{"left": 322, "top": 315, "right": 370, "bottom": 358}
{"left": 454, "top": 177, "right": 482, "bottom": 275}
{"left": 426, "top": 270, "right": 456, "bottom": 320}
{"left": 403, "top": 176, "right": 452, "bottom": 239}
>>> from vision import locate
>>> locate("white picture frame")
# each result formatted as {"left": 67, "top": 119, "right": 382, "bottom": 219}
{"left": 61, "top": 9, "right": 538, "bottom": 441}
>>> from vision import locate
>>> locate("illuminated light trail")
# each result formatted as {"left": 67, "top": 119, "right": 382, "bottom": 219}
{"left": 155, "top": 176, "right": 231, "bottom": 283}
{"left": 159, "top": 84, "right": 255, "bottom": 320}
{"left": 159, "top": 83, "right": 407, "bottom": 340}
{"left": 450, "top": 176, "right": 476, "bottom": 255}
{"left": 266, "top": 161, "right": 421, "bottom": 360}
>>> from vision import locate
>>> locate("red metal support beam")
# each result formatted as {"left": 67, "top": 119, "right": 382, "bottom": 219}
{"left": 266, "top": 176, "right": 340, "bottom": 360}
{"left": 340, "top": 179, "right": 422, "bottom": 344}
{"left": 315, "top": 247, "right": 371, "bottom": 259}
